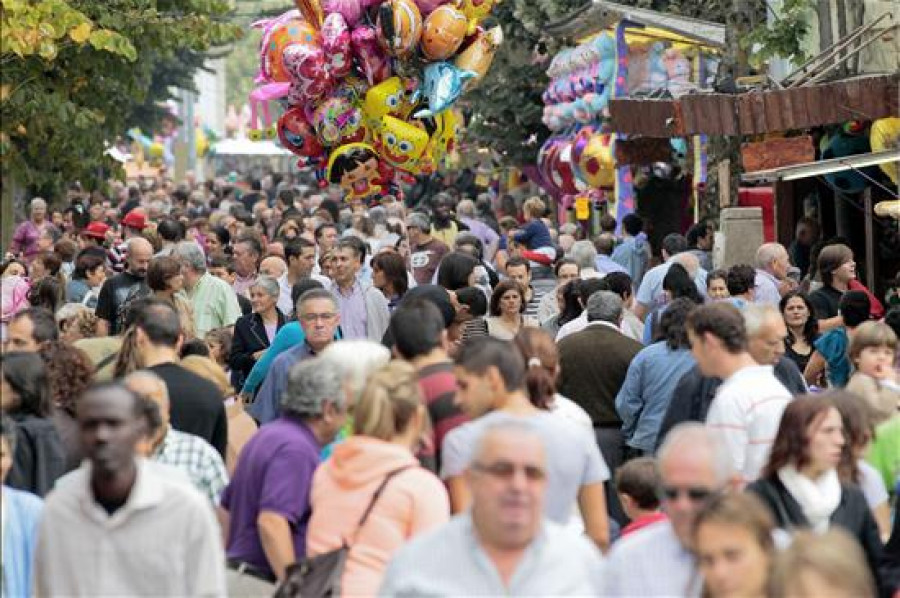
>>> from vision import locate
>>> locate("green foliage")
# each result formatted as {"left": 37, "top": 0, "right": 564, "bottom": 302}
{"left": 0, "top": 0, "right": 242, "bottom": 198}
{"left": 742, "top": 0, "right": 812, "bottom": 69}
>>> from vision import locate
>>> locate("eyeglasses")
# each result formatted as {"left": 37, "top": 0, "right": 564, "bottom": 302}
{"left": 659, "top": 485, "right": 715, "bottom": 502}
{"left": 471, "top": 461, "right": 546, "bottom": 481}
{"left": 299, "top": 313, "right": 337, "bottom": 323}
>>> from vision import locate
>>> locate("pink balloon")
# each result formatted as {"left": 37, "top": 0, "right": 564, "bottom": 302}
{"left": 351, "top": 25, "right": 393, "bottom": 85}
{"left": 414, "top": 0, "right": 448, "bottom": 16}
{"left": 322, "top": 13, "right": 353, "bottom": 80}
{"left": 284, "top": 44, "right": 334, "bottom": 104}
{"left": 323, "top": 0, "right": 363, "bottom": 26}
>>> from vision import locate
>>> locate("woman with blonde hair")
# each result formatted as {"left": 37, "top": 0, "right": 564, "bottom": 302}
{"left": 306, "top": 361, "right": 449, "bottom": 596}
{"left": 180, "top": 354, "right": 257, "bottom": 475}
{"left": 769, "top": 529, "right": 875, "bottom": 597}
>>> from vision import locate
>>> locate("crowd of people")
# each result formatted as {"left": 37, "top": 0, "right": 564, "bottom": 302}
{"left": 1, "top": 171, "right": 899, "bottom": 597}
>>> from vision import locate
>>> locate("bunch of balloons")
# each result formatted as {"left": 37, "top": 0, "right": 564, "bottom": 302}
{"left": 247, "top": 0, "right": 503, "bottom": 202}
{"left": 542, "top": 33, "right": 615, "bottom": 132}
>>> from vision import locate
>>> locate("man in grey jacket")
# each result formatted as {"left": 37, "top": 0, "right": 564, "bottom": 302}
{"left": 326, "top": 238, "right": 390, "bottom": 342}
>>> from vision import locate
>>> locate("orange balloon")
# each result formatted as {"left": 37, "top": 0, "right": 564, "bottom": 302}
{"left": 377, "top": 0, "right": 423, "bottom": 57}
{"left": 421, "top": 5, "right": 468, "bottom": 60}
{"left": 266, "top": 18, "right": 320, "bottom": 83}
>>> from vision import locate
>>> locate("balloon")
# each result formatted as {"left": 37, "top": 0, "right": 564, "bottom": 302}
{"left": 870, "top": 117, "right": 900, "bottom": 184}
{"left": 278, "top": 106, "right": 325, "bottom": 159}
{"left": 327, "top": 142, "right": 390, "bottom": 201}
{"left": 413, "top": 61, "right": 476, "bottom": 118}
{"left": 454, "top": 25, "right": 502, "bottom": 84}
{"left": 294, "top": 0, "right": 324, "bottom": 29}
{"left": 351, "top": 25, "right": 393, "bottom": 85}
{"left": 456, "top": 0, "right": 496, "bottom": 35}
{"left": 321, "top": 12, "right": 353, "bottom": 79}
{"left": 363, "top": 76, "right": 417, "bottom": 131}
{"left": 284, "top": 43, "right": 334, "bottom": 104}
{"left": 421, "top": 5, "right": 467, "bottom": 60}
{"left": 261, "top": 17, "right": 319, "bottom": 83}
{"left": 377, "top": 115, "right": 431, "bottom": 172}
{"left": 415, "top": 0, "right": 449, "bottom": 16}
{"left": 427, "top": 107, "right": 460, "bottom": 163}
{"left": 376, "top": 0, "right": 423, "bottom": 57}
{"left": 313, "top": 94, "right": 368, "bottom": 146}
{"left": 577, "top": 132, "right": 616, "bottom": 189}
{"left": 248, "top": 82, "right": 291, "bottom": 138}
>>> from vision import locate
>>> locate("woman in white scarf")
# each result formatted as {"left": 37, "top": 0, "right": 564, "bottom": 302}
{"left": 747, "top": 393, "right": 887, "bottom": 591}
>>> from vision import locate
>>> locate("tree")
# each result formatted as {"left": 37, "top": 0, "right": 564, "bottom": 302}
{"left": 0, "top": 0, "right": 241, "bottom": 202}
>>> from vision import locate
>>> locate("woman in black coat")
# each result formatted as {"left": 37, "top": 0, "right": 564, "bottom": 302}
{"left": 747, "top": 393, "right": 887, "bottom": 594}
{"left": 228, "top": 276, "right": 285, "bottom": 390}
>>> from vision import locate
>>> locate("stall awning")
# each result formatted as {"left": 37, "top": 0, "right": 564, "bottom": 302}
{"left": 741, "top": 149, "right": 900, "bottom": 186}
{"left": 546, "top": 0, "right": 727, "bottom": 47}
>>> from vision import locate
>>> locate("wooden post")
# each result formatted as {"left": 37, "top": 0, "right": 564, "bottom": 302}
{"left": 718, "top": 159, "right": 732, "bottom": 208}
{"left": 863, "top": 187, "right": 875, "bottom": 292}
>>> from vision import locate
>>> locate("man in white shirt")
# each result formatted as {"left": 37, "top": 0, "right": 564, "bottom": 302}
{"left": 754, "top": 242, "right": 797, "bottom": 305}
{"left": 33, "top": 382, "right": 226, "bottom": 596}
{"left": 603, "top": 424, "right": 735, "bottom": 596}
{"left": 380, "top": 422, "right": 603, "bottom": 596}
{"left": 686, "top": 303, "right": 792, "bottom": 484}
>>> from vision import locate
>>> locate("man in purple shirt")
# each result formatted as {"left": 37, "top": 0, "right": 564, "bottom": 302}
{"left": 326, "top": 239, "right": 390, "bottom": 341}
{"left": 250, "top": 288, "right": 340, "bottom": 425}
{"left": 219, "top": 359, "right": 347, "bottom": 592}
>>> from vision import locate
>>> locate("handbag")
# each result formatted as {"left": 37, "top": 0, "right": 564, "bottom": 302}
{"left": 274, "top": 465, "right": 412, "bottom": 598}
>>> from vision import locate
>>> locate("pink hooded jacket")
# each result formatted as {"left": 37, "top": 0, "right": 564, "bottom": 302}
{"left": 307, "top": 436, "right": 449, "bottom": 596}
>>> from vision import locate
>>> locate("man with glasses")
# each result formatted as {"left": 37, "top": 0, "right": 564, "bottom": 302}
{"left": 250, "top": 289, "right": 340, "bottom": 424}
{"left": 603, "top": 423, "right": 735, "bottom": 596}
{"left": 380, "top": 422, "right": 603, "bottom": 596}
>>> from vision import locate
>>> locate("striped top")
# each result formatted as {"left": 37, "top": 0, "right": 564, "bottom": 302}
{"left": 705, "top": 365, "right": 793, "bottom": 484}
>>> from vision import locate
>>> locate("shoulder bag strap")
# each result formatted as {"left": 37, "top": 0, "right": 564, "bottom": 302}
{"left": 348, "top": 465, "right": 413, "bottom": 546}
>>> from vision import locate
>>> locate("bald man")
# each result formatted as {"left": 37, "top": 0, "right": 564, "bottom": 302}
{"left": 95, "top": 236, "right": 153, "bottom": 335}
{"left": 125, "top": 371, "right": 228, "bottom": 504}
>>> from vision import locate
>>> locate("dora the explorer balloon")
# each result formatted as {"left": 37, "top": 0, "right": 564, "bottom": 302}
{"left": 327, "top": 143, "right": 391, "bottom": 201}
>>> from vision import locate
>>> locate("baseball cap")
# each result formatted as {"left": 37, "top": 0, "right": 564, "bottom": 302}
{"left": 80, "top": 221, "right": 110, "bottom": 240}
{"left": 121, "top": 210, "right": 147, "bottom": 230}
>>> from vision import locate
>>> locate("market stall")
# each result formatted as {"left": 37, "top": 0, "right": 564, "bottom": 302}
{"left": 539, "top": 2, "right": 726, "bottom": 233}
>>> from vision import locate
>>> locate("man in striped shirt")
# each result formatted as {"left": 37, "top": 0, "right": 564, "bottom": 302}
{"left": 504, "top": 256, "right": 553, "bottom": 322}
{"left": 686, "top": 303, "right": 792, "bottom": 485}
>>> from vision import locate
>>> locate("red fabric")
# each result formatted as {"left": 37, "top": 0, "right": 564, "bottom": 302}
{"left": 849, "top": 279, "right": 885, "bottom": 319}
{"left": 620, "top": 512, "right": 668, "bottom": 538}
{"left": 520, "top": 249, "right": 553, "bottom": 266}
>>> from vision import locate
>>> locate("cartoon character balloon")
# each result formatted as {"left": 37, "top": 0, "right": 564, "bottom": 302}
{"left": 414, "top": 61, "right": 476, "bottom": 118}
{"left": 421, "top": 5, "right": 468, "bottom": 60}
{"left": 327, "top": 143, "right": 391, "bottom": 201}
{"left": 376, "top": 0, "right": 423, "bottom": 57}
{"left": 278, "top": 106, "right": 325, "bottom": 161}
{"left": 378, "top": 115, "right": 431, "bottom": 173}
{"left": 313, "top": 93, "right": 368, "bottom": 146}
{"left": 363, "top": 76, "right": 417, "bottom": 131}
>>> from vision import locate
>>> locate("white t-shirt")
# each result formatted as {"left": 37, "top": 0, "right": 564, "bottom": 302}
{"left": 440, "top": 410, "right": 610, "bottom": 524}
{"left": 858, "top": 459, "right": 889, "bottom": 508}
{"left": 706, "top": 365, "right": 792, "bottom": 483}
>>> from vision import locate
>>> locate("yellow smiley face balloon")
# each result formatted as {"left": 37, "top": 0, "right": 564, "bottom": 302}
{"left": 379, "top": 115, "right": 430, "bottom": 172}
{"left": 363, "top": 76, "right": 417, "bottom": 133}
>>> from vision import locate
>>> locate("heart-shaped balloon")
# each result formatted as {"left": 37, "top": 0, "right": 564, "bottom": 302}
{"left": 321, "top": 12, "right": 352, "bottom": 79}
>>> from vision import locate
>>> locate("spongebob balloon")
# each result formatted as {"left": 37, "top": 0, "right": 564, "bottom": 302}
{"left": 363, "top": 76, "right": 417, "bottom": 132}
{"left": 378, "top": 115, "right": 431, "bottom": 173}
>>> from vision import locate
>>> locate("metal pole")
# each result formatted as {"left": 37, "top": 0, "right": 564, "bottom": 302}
{"left": 863, "top": 187, "right": 875, "bottom": 292}
{"left": 186, "top": 89, "right": 197, "bottom": 176}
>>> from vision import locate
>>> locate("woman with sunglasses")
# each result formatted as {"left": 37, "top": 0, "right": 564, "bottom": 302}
{"left": 748, "top": 394, "right": 885, "bottom": 589}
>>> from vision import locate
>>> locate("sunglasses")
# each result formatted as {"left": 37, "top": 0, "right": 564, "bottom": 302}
{"left": 659, "top": 485, "right": 715, "bottom": 502}
{"left": 471, "top": 461, "right": 546, "bottom": 482}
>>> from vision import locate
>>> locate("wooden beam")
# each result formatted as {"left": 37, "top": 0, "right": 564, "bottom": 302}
{"left": 741, "top": 136, "right": 816, "bottom": 172}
